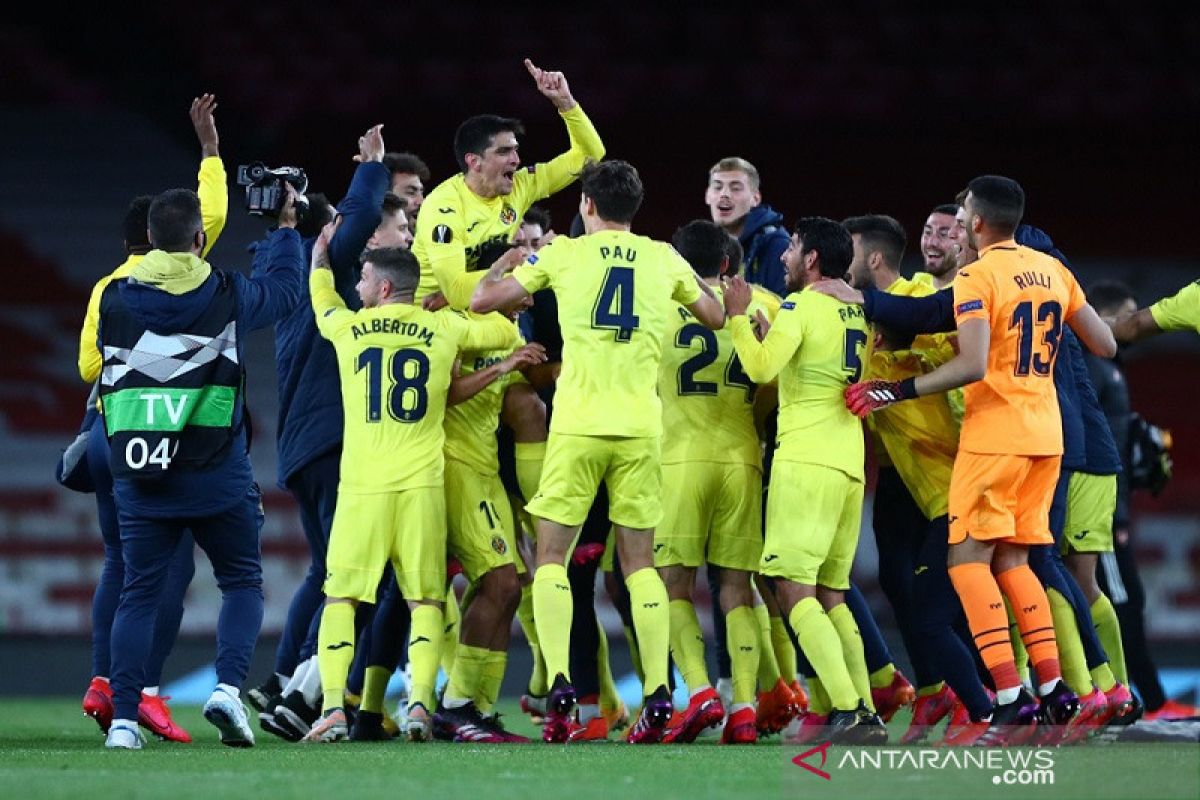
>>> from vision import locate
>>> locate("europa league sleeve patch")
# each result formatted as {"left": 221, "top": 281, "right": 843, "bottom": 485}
{"left": 433, "top": 224, "right": 453, "bottom": 244}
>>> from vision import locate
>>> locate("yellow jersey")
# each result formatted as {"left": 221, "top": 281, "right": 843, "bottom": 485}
{"left": 867, "top": 348, "right": 961, "bottom": 519}
{"left": 1149, "top": 280, "right": 1200, "bottom": 334}
{"left": 412, "top": 105, "right": 604, "bottom": 309}
{"left": 312, "top": 270, "right": 517, "bottom": 493}
{"left": 79, "top": 157, "right": 228, "bottom": 383}
{"left": 659, "top": 285, "right": 779, "bottom": 467}
{"left": 444, "top": 324, "right": 525, "bottom": 475}
{"left": 730, "top": 283, "right": 869, "bottom": 480}
{"left": 512, "top": 230, "right": 703, "bottom": 438}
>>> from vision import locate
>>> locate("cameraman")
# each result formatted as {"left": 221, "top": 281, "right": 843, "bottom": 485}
{"left": 100, "top": 186, "right": 305, "bottom": 749}
{"left": 250, "top": 125, "right": 398, "bottom": 736}
{"left": 1086, "top": 281, "right": 1197, "bottom": 720}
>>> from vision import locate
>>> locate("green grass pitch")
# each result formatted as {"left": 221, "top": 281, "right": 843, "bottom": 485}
{"left": 0, "top": 699, "right": 1195, "bottom": 800}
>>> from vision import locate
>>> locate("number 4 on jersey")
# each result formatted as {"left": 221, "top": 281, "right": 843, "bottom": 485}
{"left": 592, "top": 266, "right": 639, "bottom": 342}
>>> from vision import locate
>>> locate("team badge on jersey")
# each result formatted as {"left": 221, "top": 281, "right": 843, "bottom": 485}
{"left": 490, "top": 535, "right": 508, "bottom": 555}
{"left": 499, "top": 205, "right": 517, "bottom": 225}
{"left": 433, "top": 224, "right": 453, "bottom": 244}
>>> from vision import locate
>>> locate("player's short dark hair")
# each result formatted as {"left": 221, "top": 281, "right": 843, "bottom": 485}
{"left": 953, "top": 188, "right": 968, "bottom": 207}
{"left": 148, "top": 188, "right": 202, "bottom": 252}
{"left": 361, "top": 246, "right": 419, "bottom": 294}
{"left": 932, "top": 203, "right": 959, "bottom": 216}
{"left": 580, "top": 160, "right": 643, "bottom": 224}
{"left": 672, "top": 220, "right": 729, "bottom": 278}
{"left": 794, "top": 217, "right": 853, "bottom": 279}
{"left": 454, "top": 115, "right": 525, "bottom": 173}
{"left": 383, "top": 151, "right": 431, "bottom": 182}
{"left": 1087, "top": 280, "right": 1136, "bottom": 316}
{"left": 875, "top": 322, "right": 915, "bottom": 350}
{"left": 296, "top": 193, "right": 334, "bottom": 239}
{"left": 725, "top": 234, "right": 744, "bottom": 272}
{"left": 842, "top": 214, "right": 906, "bottom": 268}
{"left": 124, "top": 195, "right": 154, "bottom": 254}
{"left": 522, "top": 205, "right": 551, "bottom": 230}
{"left": 965, "top": 175, "right": 1025, "bottom": 233}
{"left": 381, "top": 192, "right": 408, "bottom": 216}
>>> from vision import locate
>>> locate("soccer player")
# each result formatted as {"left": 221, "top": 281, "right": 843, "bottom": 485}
{"left": 914, "top": 204, "right": 960, "bottom": 289}
{"left": 470, "top": 160, "right": 725, "bottom": 743}
{"left": 722, "top": 217, "right": 886, "bottom": 745}
{"left": 433, "top": 316, "right": 547, "bottom": 744}
{"left": 846, "top": 175, "right": 1117, "bottom": 744}
{"left": 842, "top": 214, "right": 945, "bottom": 724}
{"left": 704, "top": 157, "right": 791, "bottom": 296}
{"left": 78, "top": 94, "right": 227, "bottom": 745}
{"left": 98, "top": 186, "right": 304, "bottom": 749}
{"left": 254, "top": 126, "right": 398, "bottom": 742}
{"left": 413, "top": 59, "right": 604, "bottom": 310}
{"left": 1109, "top": 279, "right": 1200, "bottom": 341}
{"left": 384, "top": 151, "right": 430, "bottom": 221}
{"left": 1087, "top": 282, "right": 1200, "bottom": 720}
{"left": 302, "top": 229, "right": 518, "bottom": 743}
{"left": 654, "top": 219, "right": 780, "bottom": 744}
{"left": 865, "top": 321, "right": 998, "bottom": 745}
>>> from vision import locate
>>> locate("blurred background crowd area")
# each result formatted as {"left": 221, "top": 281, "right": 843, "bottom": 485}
{"left": 0, "top": 3, "right": 1196, "bottom": 688}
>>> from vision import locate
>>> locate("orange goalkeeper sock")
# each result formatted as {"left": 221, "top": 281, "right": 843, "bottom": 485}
{"left": 948, "top": 562, "right": 1021, "bottom": 691}
{"left": 996, "top": 565, "right": 1060, "bottom": 684}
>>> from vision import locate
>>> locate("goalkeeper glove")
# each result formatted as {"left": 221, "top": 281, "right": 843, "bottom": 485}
{"left": 844, "top": 378, "right": 918, "bottom": 418}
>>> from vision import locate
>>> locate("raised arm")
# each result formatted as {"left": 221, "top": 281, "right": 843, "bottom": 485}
{"left": 723, "top": 276, "right": 799, "bottom": 383}
{"left": 522, "top": 59, "right": 605, "bottom": 198}
{"left": 470, "top": 247, "right": 535, "bottom": 314}
{"left": 328, "top": 124, "right": 390, "bottom": 293}
{"left": 191, "top": 93, "right": 228, "bottom": 256}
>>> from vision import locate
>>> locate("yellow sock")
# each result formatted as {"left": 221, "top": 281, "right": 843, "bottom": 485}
{"left": 669, "top": 599, "right": 709, "bottom": 692}
{"left": 917, "top": 681, "right": 946, "bottom": 698}
{"left": 361, "top": 665, "right": 392, "bottom": 714}
{"left": 514, "top": 442, "right": 546, "bottom": 503}
{"left": 1006, "top": 597, "right": 1031, "bottom": 686}
{"left": 407, "top": 604, "right": 445, "bottom": 710}
{"left": 808, "top": 676, "right": 831, "bottom": 715}
{"left": 769, "top": 615, "right": 798, "bottom": 684}
{"left": 789, "top": 597, "right": 858, "bottom": 711}
{"left": 477, "top": 649, "right": 507, "bottom": 713}
{"left": 446, "top": 643, "right": 489, "bottom": 704}
{"left": 624, "top": 625, "right": 644, "bottom": 684}
{"left": 754, "top": 603, "right": 783, "bottom": 686}
{"left": 827, "top": 603, "right": 874, "bottom": 711}
{"left": 626, "top": 568, "right": 670, "bottom": 694}
{"left": 532, "top": 563, "right": 572, "bottom": 681}
{"left": 869, "top": 662, "right": 896, "bottom": 690}
{"left": 596, "top": 617, "right": 620, "bottom": 713}
{"left": 1091, "top": 595, "right": 1127, "bottom": 685}
{"left": 317, "top": 602, "right": 356, "bottom": 712}
{"left": 726, "top": 605, "right": 759, "bottom": 705}
{"left": 1047, "top": 588, "right": 1092, "bottom": 695}
{"left": 1090, "top": 663, "right": 1117, "bottom": 693}
{"left": 516, "top": 584, "right": 547, "bottom": 695}
{"left": 441, "top": 586, "right": 460, "bottom": 676}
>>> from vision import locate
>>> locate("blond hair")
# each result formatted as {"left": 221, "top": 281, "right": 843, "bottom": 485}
{"left": 708, "top": 157, "right": 761, "bottom": 191}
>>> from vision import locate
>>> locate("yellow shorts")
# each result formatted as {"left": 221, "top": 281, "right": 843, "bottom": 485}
{"left": 526, "top": 432, "right": 662, "bottom": 530}
{"left": 1061, "top": 471, "right": 1116, "bottom": 554}
{"left": 654, "top": 461, "right": 763, "bottom": 572}
{"left": 761, "top": 461, "right": 863, "bottom": 590}
{"left": 601, "top": 526, "right": 616, "bottom": 573}
{"left": 445, "top": 459, "right": 521, "bottom": 580}
{"left": 948, "top": 451, "right": 1060, "bottom": 546}
{"left": 325, "top": 487, "right": 446, "bottom": 603}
